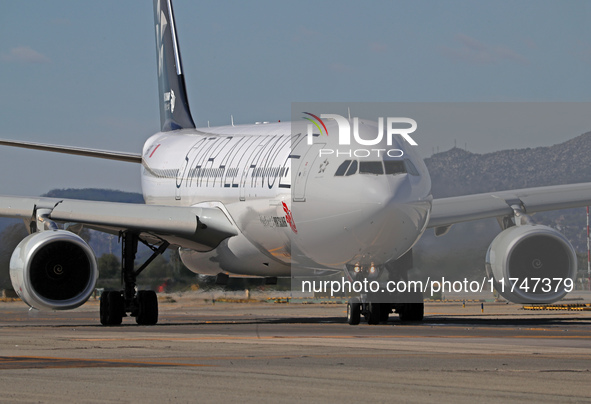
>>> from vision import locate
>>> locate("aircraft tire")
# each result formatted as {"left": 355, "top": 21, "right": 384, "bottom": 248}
{"left": 367, "top": 302, "right": 381, "bottom": 325}
{"left": 397, "top": 302, "right": 424, "bottom": 322}
{"left": 100, "top": 291, "right": 123, "bottom": 326}
{"left": 136, "top": 290, "right": 158, "bottom": 325}
{"left": 347, "top": 297, "right": 361, "bottom": 325}
{"left": 379, "top": 303, "right": 390, "bottom": 322}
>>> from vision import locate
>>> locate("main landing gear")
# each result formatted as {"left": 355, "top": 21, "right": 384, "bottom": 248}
{"left": 100, "top": 232, "right": 168, "bottom": 326}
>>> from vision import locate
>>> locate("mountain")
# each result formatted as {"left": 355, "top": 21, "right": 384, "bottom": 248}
{"left": 415, "top": 131, "right": 591, "bottom": 280}
{"left": 421, "top": 131, "right": 591, "bottom": 252}
{"left": 425, "top": 131, "right": 591, "bottom": 198}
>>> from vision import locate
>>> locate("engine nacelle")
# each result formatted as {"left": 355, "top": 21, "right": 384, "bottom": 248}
{"left": 486, "top": 225, "right": 576, "bottom": 304}
{"left": 9, "top": 230, "right": 98, "bottom": 310}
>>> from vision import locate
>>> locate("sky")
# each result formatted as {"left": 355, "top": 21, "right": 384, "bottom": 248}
{"left": 1, "top": 1, "right": 591, "bottom": 196}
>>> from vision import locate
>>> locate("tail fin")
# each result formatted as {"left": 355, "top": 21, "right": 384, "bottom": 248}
{"left": 153, "top": 0, "right": 196, "bottom": 131}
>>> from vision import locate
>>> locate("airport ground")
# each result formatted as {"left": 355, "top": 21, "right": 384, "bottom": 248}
{"left": 1, "top": 293, "right": 591, "bottom": 403}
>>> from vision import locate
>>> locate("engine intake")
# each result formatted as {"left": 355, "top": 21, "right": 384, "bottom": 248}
{"left": 486, "top": 225, "right": 576, "bottom": 304}
{"left": 9, "top": 230, "right": 98, "bottom": 310}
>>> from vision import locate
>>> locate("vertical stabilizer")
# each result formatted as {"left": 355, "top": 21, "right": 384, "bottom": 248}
{"left": 153, "top": 0, "right": 196, "bottom": 131}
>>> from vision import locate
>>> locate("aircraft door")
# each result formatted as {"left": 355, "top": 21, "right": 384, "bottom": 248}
{"left": 175, "top": 156, "right": 189, "bottom": 200}
{"left": 292, "top": 143, "right": 325, "bottom": 202}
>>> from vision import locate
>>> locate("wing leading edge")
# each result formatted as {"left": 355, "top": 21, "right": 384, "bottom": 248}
{"left": 0, "top": 139, "right": 142, "bottom": 163}
{"left": 0, "top": 196, "right": 237, "bottom": 252}
{"left": 429, "top": 182, "right": 591, "bottom": 231}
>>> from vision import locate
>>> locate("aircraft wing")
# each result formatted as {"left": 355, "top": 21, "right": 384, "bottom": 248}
{"left": 0, "top": 139, "right": 142, "bottom": 163}
{"left": 0, "top": 196, "right": 238, "bottom": 252}
{"left": 428, "top": 182, "right": 591, "bottom": 232}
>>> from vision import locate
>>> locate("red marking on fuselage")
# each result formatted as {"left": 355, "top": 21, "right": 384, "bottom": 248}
{"left": 149, "top": 144, "right": 161, "bottom": 158}
{"left": 282, "top": 202, "right": 297, "bottom": 234}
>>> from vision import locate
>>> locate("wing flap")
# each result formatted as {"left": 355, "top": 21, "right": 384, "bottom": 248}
{"left": 429, "top": 182, "right": 591, "bottom": 229}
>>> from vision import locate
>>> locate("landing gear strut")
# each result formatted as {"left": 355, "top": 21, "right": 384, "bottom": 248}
{"left": 100, "top": 232, "right": 168, "bottom": 326}
{"left": 386, "top": 252, "right": 424, "bottom": 323}
{"left": 345, "top": 249, "right": 424, "bottom": 325}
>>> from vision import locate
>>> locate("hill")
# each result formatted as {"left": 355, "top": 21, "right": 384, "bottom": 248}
{"left": 425, "top": 131, "right": 591, "bottom": 198}
{"left": 415, "top": 131, "right": 591, "bottom": 281}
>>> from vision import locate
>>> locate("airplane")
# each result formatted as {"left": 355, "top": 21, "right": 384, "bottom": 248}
{"left": 1, "top": 0, "right": 590, "bottom": 326}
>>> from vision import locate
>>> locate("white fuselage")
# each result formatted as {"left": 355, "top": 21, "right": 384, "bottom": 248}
{"left": 140, "top": 119, "right": 433, "bottom": 277}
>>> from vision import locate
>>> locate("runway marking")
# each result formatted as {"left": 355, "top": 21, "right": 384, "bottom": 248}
{"left": 71, "top": 334, "right": 591, "bottom": 342}
{"left": 138, "top": 352, "right": 591, "bottom": 362}
{"left": 0, "top": 356, "right": 210, "bottom": 370}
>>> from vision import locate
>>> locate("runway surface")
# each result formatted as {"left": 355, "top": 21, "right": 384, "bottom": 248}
{"left": 1, "top": 297, "right": 590, "bottom": 403}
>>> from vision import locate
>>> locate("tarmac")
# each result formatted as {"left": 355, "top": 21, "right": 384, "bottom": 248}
{"left": 1, "top": 294, "right": 590, "bottom": 403}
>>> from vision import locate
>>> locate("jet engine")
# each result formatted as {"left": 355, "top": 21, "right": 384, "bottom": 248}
{"left": 9, "top": 230, "right": 98, "bottom": 310}
{"left": 486, "top": 225, "right": 577, "bottom": 304}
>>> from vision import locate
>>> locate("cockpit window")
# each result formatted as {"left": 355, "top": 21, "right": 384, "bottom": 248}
{"left": 384, "top": 160, "right": 406, "bottom": 175}
{"left": 335, "top": 159, "right": 419, "bottom": 177}
{"left": 404, "top": 159, "right": 420, "bottom": 176}
{"left": 359, "top": 161, "right": 384, "bottom": 175}
{"left": 345, "top": 160, "right": 358, "bottom": 176}
{"left": 334, "top": 160, "right": 351, "bottom": 176}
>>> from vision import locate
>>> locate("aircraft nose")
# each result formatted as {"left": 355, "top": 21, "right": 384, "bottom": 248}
{"left": 344, "top": 175, "right": 423, "bottom": 258}
{"left": 291, "top": 173, "right": 430, "bottom": 267}
{"left": 366, "top": 173, "right": 411, "bottom": 205}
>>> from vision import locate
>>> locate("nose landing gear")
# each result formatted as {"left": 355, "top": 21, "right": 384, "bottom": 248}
{"left": 346, "top": 292, "right": 423, "bottom": 325}
{"left": 345, "top": 250, "right": 424, "bottom": 325}
{"left": 346, "top": 297, "right": 361, "bottom": 325}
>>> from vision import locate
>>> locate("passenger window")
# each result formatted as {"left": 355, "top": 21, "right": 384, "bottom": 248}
{"left": 384, "top": 160, "right": 406, "bottom": 175}
{"left": 359, "top": 161, "right": 384, "bottom": 175}
{"left": 334, "top": 160, "right": 351, "bottom": 176}
{"left": 404, "top": 159, "right": 420, "bottom": 176}
{"left": 345, "top": 160, "right": 358, "bottom": 176}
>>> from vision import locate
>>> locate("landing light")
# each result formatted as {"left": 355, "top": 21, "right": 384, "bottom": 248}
{"left": 354, "top": 265, "right": 361, "bottom": 273}
{"left": 369, "top": 265, "right": 377, "bottom": 274}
